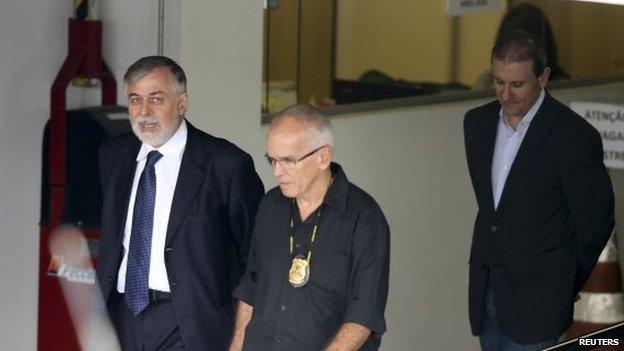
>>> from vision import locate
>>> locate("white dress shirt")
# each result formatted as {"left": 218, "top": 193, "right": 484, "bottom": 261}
{"left": 117, "top": 120, "right": 187, "bottom": 293}
{"left": 491, "top": 89, "right": 545, "bottom": 209}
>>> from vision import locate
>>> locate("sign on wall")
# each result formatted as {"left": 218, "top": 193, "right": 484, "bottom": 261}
{"left": 446, "top": 0, "right": 503, "bottom": 16}
{"left": 571, "top": 101, "right": 624, "bottom": 170}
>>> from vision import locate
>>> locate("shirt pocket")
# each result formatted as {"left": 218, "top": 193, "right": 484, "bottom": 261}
{"left": 309, "top": 249, "right": 350, "bottom": 302}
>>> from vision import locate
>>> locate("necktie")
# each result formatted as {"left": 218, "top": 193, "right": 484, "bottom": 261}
{"left": 125, "top": 150, "right": 162, "bottom": 315}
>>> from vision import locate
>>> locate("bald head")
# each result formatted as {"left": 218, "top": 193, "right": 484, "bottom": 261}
{"left": 266, "top": 104, "right": 334, "bottom": 199}
{"left": 268, "top": 104, "right": 334, "bottom": 149}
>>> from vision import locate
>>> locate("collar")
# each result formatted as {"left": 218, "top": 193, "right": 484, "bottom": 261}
{"left": 136, "top": 119, "right": 188, "bottom": 162}
{"left": 322, "top": 162, "right": 349, "bottom": 213}
{"left": 499, "top": 88, "right": 545, "bottom": 128}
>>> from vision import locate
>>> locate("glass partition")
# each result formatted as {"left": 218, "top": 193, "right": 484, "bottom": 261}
{"left": 262, "top": 0, "right": 624, "bottom": 114}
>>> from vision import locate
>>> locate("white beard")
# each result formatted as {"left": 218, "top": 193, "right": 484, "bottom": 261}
{"left": 131, "top": 115, "right": 179, "bottom": 148}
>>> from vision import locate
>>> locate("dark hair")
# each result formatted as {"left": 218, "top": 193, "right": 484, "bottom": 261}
{"left": 492, "top": 29, "right": 548, "bottom": 77}
{"left": 493, "top": 3, "right": 568, "bottom": 79}
{"left": 124, "top": 56, "right": 187, "bottom": 93}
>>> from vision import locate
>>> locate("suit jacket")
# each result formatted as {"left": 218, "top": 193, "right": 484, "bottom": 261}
{"left": 97, "top": 121, "right": 264, "bottom": 350}
{"left": 463, "top": 92, "right": 614, "bottom": 343}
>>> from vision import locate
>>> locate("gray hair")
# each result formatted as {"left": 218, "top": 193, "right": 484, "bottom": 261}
{"left": 270, "top": 103, "right": 334, "bottom": 148}
{"left": 124, "top": 56, "right": 187, "bottom": 93}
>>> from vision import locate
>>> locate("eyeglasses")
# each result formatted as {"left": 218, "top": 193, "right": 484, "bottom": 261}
{"left": 265, "top": 145, "right": 327, "bottom": 168}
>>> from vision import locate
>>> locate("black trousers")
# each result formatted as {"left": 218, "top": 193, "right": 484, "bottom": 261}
{"left": 111, "top": 292, "right": 185, "bottom": 351}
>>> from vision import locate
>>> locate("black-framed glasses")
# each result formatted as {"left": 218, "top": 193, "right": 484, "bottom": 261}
{"left": 265, "top": 145, "right": 327, "bottom": 168}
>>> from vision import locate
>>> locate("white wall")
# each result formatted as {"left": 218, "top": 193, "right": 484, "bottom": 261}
{"left": 330, "top": 104, "right": 478, "bottom": 350}
{"left": 180, "top": 0, "right": 265, "bottom": 166}
{"left": 0, "top": 1, "right": 179, "bottom": 349}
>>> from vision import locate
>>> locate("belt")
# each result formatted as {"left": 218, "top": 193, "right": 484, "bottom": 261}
{"left": 148, "top": 289, "right": 171, "bottom": 303}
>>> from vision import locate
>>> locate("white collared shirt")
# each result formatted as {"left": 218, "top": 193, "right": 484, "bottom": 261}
{"left": 491, "top": 89, "right": 545, "bottom": 209}
{"left": 117, "top": 120, "right": 188, "bottom": 293}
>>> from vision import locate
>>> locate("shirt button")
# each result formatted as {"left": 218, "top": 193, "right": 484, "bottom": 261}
{"left": 280, "top": 305, "right": 286, "bottom": 312}
{"left": 276, "top": 337, "right": 282, "bottom": 344}
{"left": 490, "top": 225, "right": 499, "bottom": 232}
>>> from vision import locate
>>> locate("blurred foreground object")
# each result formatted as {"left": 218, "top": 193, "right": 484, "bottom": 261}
{"left": 49, "top": 225, "right": 120, "bottom": 351}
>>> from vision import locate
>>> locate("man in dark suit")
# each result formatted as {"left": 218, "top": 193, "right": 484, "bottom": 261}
{"left": 97, "top": 56, "right": 264, "bottom": 350}
{"left": 464, "top": 30, "right": 614, "bottom": 350}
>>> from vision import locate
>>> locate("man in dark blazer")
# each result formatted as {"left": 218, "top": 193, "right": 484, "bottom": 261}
{"left": 97, "top": 56, "right": 264, "bottom": 350}
{"left": 464, "top": 30, "right": 614, "bottom": 350}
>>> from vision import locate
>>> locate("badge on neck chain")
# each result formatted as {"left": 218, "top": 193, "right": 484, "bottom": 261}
{"left": 287, "top": 177, "right": 333, "bottom": 288}
{"left": 288, "top": 255, "right": 310, "bottom": 288}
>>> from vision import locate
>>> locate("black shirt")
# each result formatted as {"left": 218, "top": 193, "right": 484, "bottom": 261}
{"left": 234, "top": 163, "right": 390, "bottom": 351}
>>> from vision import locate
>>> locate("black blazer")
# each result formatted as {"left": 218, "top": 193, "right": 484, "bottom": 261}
{"left": 464, "top": 92, "right": 614, "bottom": 343}
{"left": 97, "top": 121, "right": 264, "bottom": 350}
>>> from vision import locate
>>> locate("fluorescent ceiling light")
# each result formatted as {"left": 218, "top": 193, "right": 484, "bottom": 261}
{"left": 568, "top": 0, "right": 624, "bottom": 4}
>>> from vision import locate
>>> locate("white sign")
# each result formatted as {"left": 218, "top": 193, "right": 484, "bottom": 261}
{"left": 571, "top": 101, "right": 624, "bottom": 170}
{"left": 446, "top": 0, "right": 503, "bottom": 16}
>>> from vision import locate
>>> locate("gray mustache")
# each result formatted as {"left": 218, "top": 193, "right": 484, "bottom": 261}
{"left": 135, "top": 116, "right": 158, "bottom": 124}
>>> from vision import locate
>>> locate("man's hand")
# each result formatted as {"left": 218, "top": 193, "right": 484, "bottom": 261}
{"left": 323, "top": 322, "right": 371, "bottom": 351}
{"left": 228, "top": 300, "right": 253, "bottom": 351}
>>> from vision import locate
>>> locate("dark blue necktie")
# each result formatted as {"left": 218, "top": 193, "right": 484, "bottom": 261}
{"left": 125, "top": 150, "right": 162, "bottom": 316}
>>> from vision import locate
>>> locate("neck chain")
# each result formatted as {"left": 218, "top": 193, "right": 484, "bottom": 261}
{"left": 286, "top": 176, "right": 333, "bottom": 288}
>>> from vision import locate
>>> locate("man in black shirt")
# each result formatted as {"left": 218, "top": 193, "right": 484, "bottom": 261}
{"left": 230, "top": 104, "right": 390, "bottom": 351}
